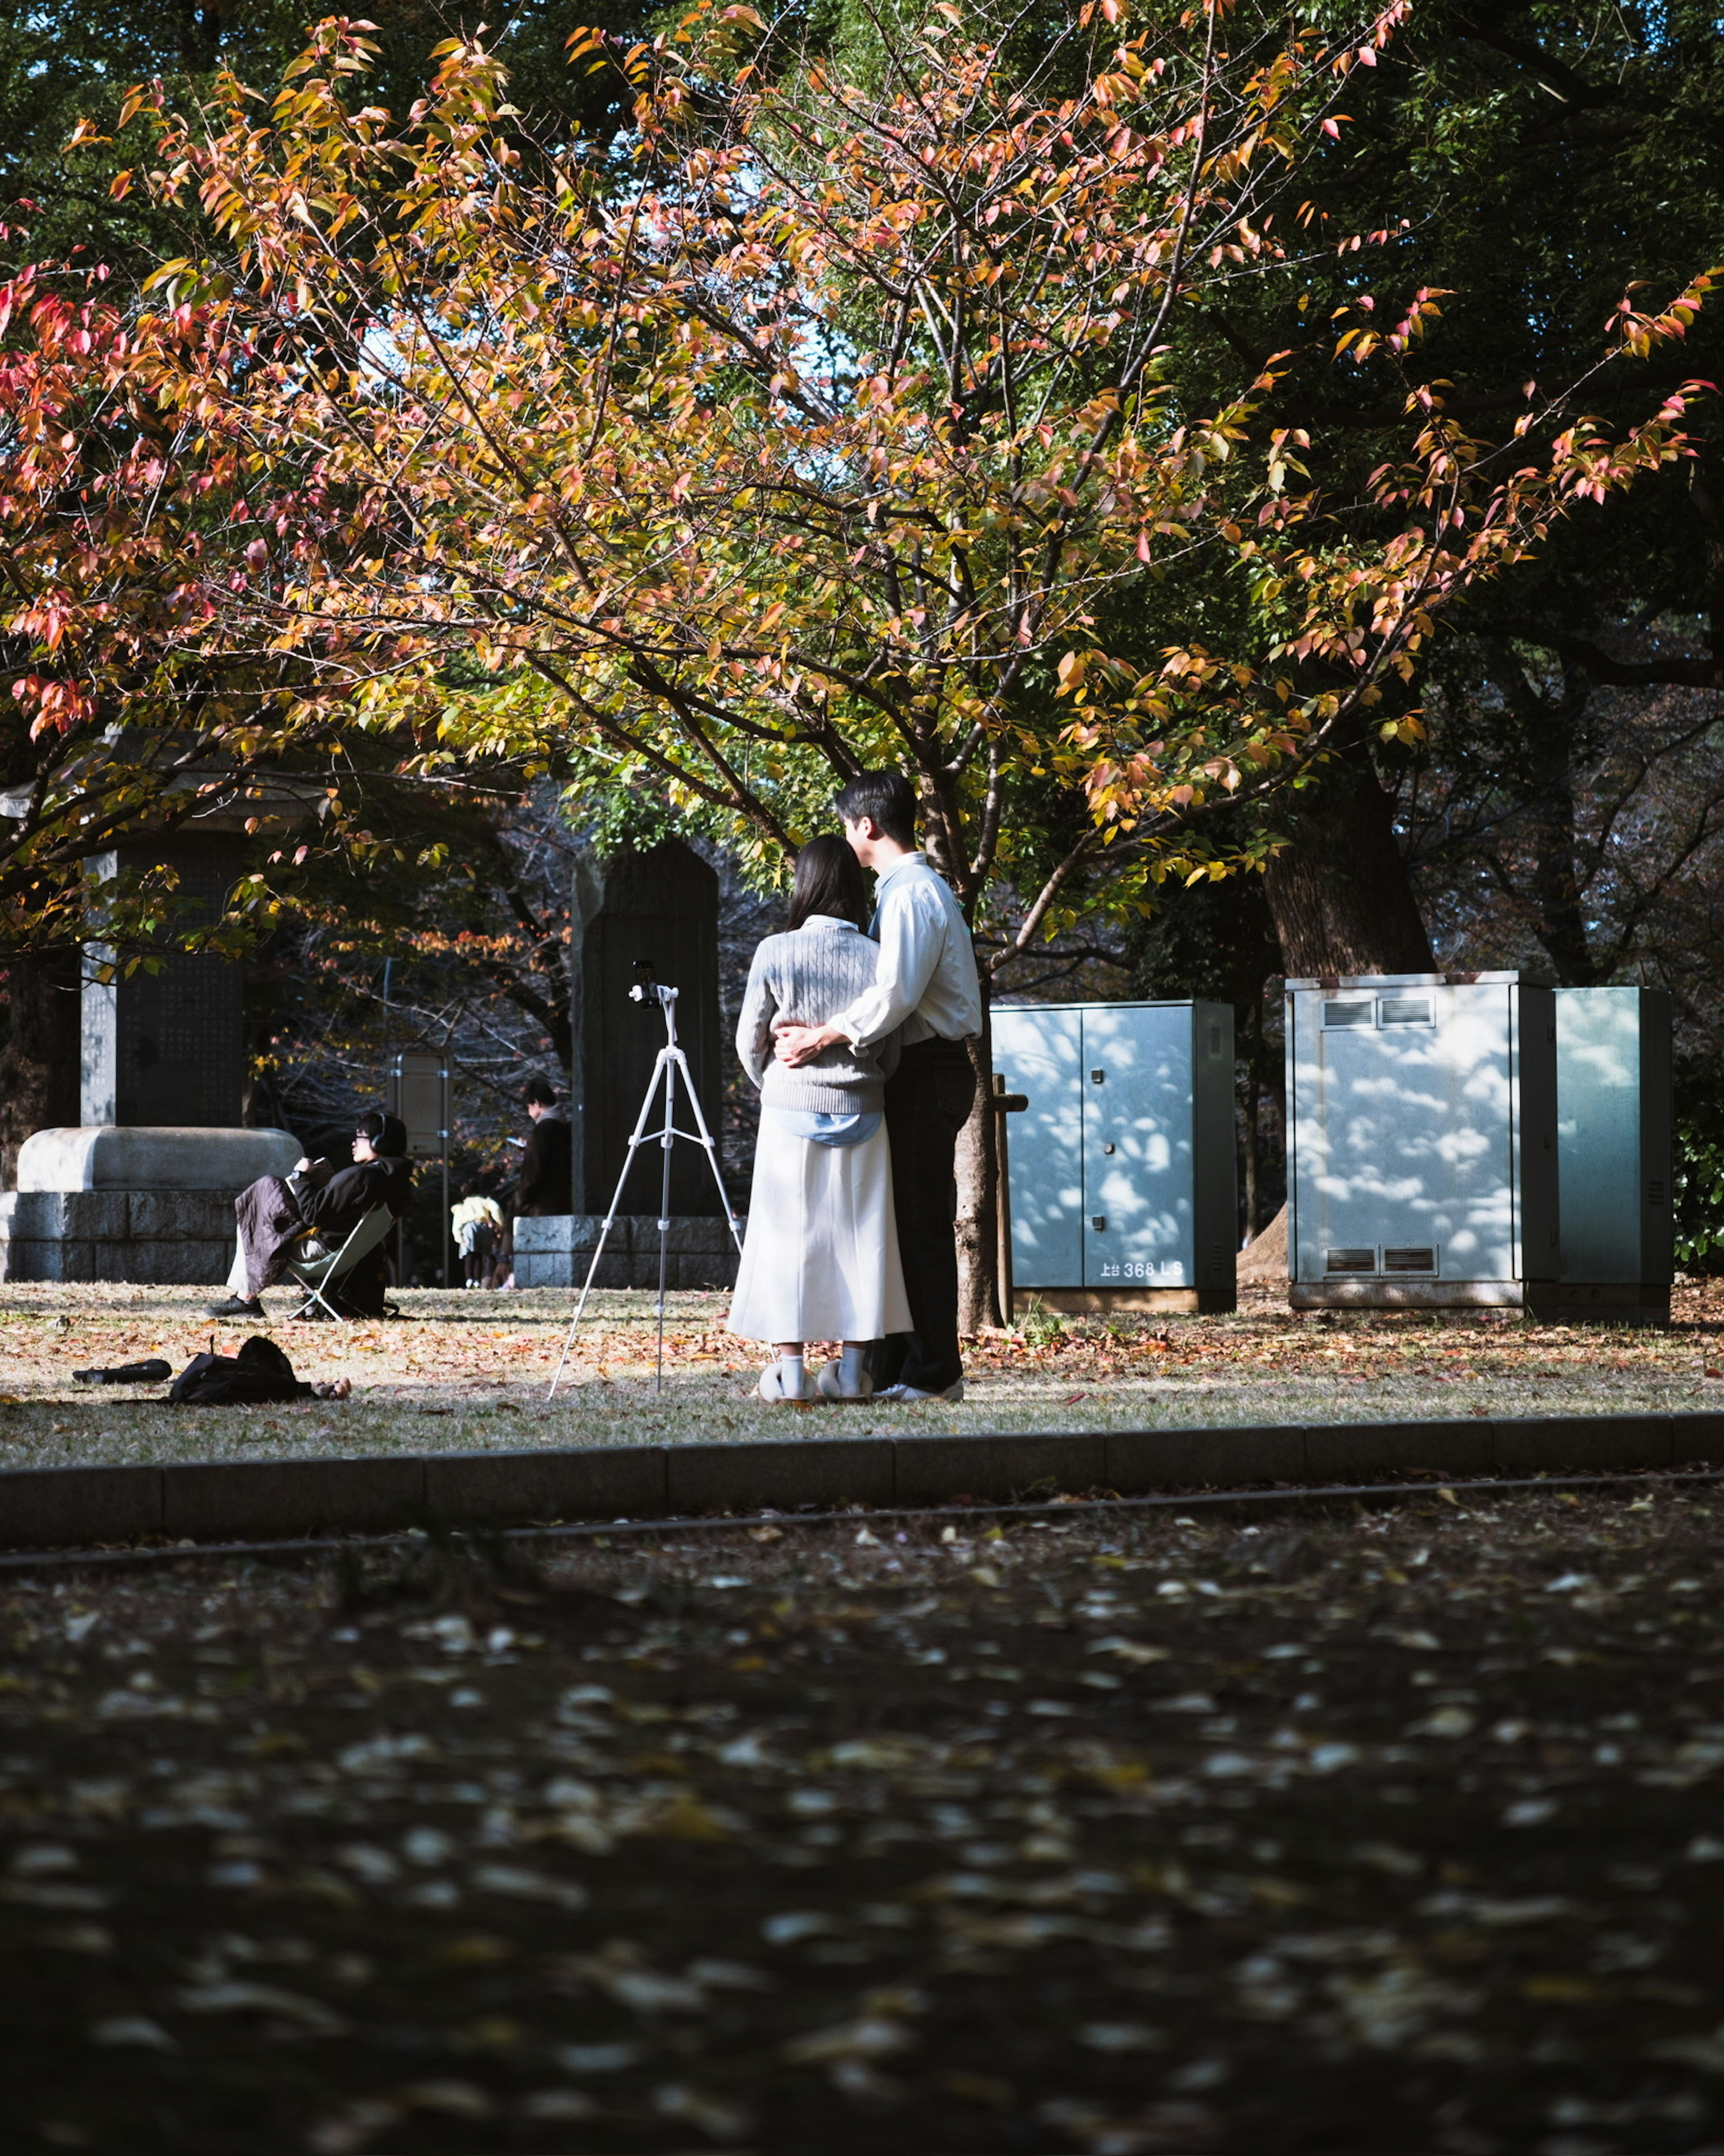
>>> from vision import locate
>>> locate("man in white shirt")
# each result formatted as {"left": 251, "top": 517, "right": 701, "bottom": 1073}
{"left": 774, "top": 772, "right": 983, "bottom": 1400}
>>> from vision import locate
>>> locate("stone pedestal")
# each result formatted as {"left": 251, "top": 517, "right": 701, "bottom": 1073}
{"left": 0, "top": 1126, "right": 301, "bottom": 1283}
{"left": 512, "top": 1214, "right": 742, "bottom": 1291}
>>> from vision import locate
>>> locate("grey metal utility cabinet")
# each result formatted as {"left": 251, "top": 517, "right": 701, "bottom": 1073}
{"left": 1286, "top": 972, "right": 1559, "bottom": 1310}
{"left": 1546, "top": 985, "right": 1672, "bottom": 1326}
{"left": 991, "top": 1000, "right": 1237, "bottom": 1314}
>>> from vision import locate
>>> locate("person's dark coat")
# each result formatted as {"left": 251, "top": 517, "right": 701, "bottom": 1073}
{"left": 301, "top": 1155, "right": 414, "bottom": 1237}
{"left": 301, "top": 1155, "right": 414, "bottom": 1316}
{"left": 234, "top": 1155, "right": 414, "bottom": 1312}
{"left": 515, "top": 1111, "right": 572, "bottom": 1217}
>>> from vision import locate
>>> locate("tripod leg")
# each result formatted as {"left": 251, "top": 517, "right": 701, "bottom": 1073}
{"left": 548, "top": 1049, "right": 673, "bottom": 1401}
{"left": 656, "top": 1051, "right": 676, "bottom": 1395}
{"left": 668, "top": 1047, "right": 745, "bottom": 1255}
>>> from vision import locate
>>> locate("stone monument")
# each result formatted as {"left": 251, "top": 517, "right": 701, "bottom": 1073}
{"left": 80, "top": 835, "right": 249, "bottom": 1127}
{"left": 0, "top": 782, "right": 310, "bottom": 1283}
{"left": 511, "top": 837, "right": 741, "bottom": 1290}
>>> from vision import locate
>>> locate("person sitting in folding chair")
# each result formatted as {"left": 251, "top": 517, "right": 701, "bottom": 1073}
{"left": 207, "top": 1109, "right": 414, "bottom": 1322}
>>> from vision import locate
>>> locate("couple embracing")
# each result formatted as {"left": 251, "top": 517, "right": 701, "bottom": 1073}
{"left": 728, "top": 772, "right": 982, "bottom": 1404}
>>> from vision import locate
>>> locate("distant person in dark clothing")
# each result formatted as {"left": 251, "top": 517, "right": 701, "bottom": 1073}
{"left": 207, "top": 1110, "right": 414, "bottom": 1321}
{"left": 515, "top": 1080, "right": 572, "bottom": 1217}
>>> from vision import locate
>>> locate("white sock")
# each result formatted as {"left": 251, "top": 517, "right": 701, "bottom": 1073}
{"left": 780, "top": 1352, "right": 805, "bottom": 1395}
{"left": 839, "top": 1344, "right": 868, "bottom": 1393}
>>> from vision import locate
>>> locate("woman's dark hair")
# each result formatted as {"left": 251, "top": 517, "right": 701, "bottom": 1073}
{"left": 787, "top": 833, "right": 869, "bottom": 932}
{"left": 355, "top": 1108, "right": 408, "bottom": 1159}
{"left": 833, "top": 770, "right": 918, "bottom": 850}
{"left": 521, "top": 1077, "right": 558, "bottom": 1109}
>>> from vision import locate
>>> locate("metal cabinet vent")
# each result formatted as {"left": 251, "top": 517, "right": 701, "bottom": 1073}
{"left": 993, "top": 1000, "right": 1237, "bottom": 1314}
{"left": 1324, "top": 1244, "right": 1438, "bottom": 1277}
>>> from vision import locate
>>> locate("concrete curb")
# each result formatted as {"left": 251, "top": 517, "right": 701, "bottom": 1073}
{"left": 1, "top": 1412, "right": 1720, "bottom": 1551}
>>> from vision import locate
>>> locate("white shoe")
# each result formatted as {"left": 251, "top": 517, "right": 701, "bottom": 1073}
{"left": 757, "top": 1359, "right": 815, "bottom": 1402}
{"left": 877, "top": 1378, "right": 965, "bottom": 1403}
{"left": 815, "top": 1360, "right": 873, "bottom": 1402}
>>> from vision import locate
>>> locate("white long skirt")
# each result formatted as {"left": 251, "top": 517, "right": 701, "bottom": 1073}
{"left": 727, "top": 1116, "right": 912, "bottom": 1344}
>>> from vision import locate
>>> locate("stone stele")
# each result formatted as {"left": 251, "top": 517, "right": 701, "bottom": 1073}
{"left": 516, "top": 837, "right": 740, "bottom": 1290}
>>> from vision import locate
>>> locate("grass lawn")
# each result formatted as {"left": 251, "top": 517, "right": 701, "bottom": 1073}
{"left": 0, "top": 1283, "right": 1720, "bottom": 1474}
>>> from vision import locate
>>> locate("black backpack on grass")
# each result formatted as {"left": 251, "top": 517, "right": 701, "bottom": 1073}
{"left": 169, "top": 1334, "right": 312, "bottom": 1407}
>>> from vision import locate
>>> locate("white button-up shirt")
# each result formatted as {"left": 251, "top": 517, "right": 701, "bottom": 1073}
{"left": 835, "top": 852, "right": 983, "bottom": 1050}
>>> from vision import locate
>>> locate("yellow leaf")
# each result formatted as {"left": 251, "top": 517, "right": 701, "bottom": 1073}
{"left": 649, "top": 1796, "right": 730, "bottom": 1842}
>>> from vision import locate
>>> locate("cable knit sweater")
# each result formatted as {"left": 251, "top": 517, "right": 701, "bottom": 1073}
{"left": 736, "top": 915, "right": 900, "bottom": 1113}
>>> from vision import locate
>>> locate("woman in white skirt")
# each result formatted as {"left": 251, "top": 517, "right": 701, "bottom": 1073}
{"left": 729, "top": 836, "right": 911, "bottom": 1402}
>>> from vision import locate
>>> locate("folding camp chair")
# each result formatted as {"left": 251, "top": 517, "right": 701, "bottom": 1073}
{"left": 280, "top": 1205, "right": 397, "bottom": 1322}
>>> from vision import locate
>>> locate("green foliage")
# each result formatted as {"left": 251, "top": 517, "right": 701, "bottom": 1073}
{"left": 1016, "top": 1298, "right": 1066, "bottom": 1349}
{"left": 1674, "top": 1063, "right": 1724, "bottom": 1270}
{"left": 1125, "top": 868, "right": 1280, "bottom": 1012}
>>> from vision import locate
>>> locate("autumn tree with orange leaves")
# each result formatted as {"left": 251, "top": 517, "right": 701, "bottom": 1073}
{"left": 0, "top": 246, "right": 358, "bottom": 1165}
{"left": 0, "top": 248, "right": 530, "bottom": 1167}
{"left": 55, "top": 0, "right": 1717, "bottom": 1315}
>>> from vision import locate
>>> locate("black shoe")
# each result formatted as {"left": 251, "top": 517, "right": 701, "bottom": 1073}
{"left": 206, "top": 1296, "right": 265, "bottom": 1320}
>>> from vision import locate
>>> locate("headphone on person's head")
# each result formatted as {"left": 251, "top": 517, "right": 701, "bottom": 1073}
{"left": 354, "top": 1109, "right": 408, "bottom": 1158}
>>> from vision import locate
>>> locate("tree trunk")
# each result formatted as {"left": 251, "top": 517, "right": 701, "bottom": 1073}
{"left": 0, "top": 957, "right": 81, "bottom": 1185}
{"left": 1238, "top": 1200, "right": 1289, "bottom": 1284}
{"left": 1247, "top": 737, "right": 1434, "bottom": 1283}
{"left": 931, "top": 758, "right": 1000, "bottom": 1336}
{"left": 1520, "top": 767, "right": 1601, "bottom": 984}
{"left": 955, "top": 1022, "right": 1000, "bottom": 1335}
{"left": 1262, "top": 738, "right": 1435, "bottom": 976}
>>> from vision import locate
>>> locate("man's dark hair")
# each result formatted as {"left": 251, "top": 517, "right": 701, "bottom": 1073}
{"left": 787, "top": 833, "right": 869, "bottom": 932}
{"left": 833, "top": 771, "right": 918, "bottom": 850}
{"left": 522, "top": 1078, "right": 558, "bottom": 1109}
{"left": 355, "top": 1108, "right": 408, "bottom": 1158}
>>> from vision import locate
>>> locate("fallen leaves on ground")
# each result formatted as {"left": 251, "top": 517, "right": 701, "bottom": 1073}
{"left": 4, "top": 1490, "right": 1724, "bottom": 2147}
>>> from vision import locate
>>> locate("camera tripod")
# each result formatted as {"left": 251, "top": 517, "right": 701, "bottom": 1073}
{"left": 548, "top": 972, "right": 743, "bottom": 1399}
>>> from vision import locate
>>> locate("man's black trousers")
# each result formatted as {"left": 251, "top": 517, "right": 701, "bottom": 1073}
{"left": 874, "top": 1037, "right": 976, "bottom": 1393}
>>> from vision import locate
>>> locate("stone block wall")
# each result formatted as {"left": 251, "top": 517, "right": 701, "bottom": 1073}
{"left": 0, "top": 1190, "right": 234, "bottom": 1284}
{"left": 512, "top": 1213, "right": 743, "bottom": 1291}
